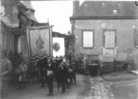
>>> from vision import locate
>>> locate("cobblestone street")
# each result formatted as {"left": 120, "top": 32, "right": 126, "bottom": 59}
{"left": 81, "top": 77, "right": 114, "bottom": 99}
{"left": 3, "top": 73, "right": 138, "bottom": 99}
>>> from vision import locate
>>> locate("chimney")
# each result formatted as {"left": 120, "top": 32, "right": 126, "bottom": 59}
{"left": 73, "top": 0, "right": 79, "bottom": 16}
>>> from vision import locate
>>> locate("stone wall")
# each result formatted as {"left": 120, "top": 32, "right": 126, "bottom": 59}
{"left": 72, "top": 19, "right": 138, "bottom": 69}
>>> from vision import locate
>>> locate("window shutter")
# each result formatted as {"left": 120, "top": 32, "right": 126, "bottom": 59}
{"left": 82, "top": 30, "right": 94, "bottom": 48}
{"left": 135, "top": 29, "right": 138, "bottom": 47}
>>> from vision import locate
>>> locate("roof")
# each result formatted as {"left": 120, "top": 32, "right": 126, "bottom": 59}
{"left": 25, "top": 10, "right": 37, "bottom": 21}
{"left": 1, "top": 16, "right": 19, "bottom": 28}
{"left": 19, "top": 1, "right": 34, "bottom": 11}
{"left": 1, "top": 0, "right": 19, "bottom": 28}
{"left": 0, "top": 0, "right": 36, "bottom": 28}
{"left": 52, "top": 32, "right": 68, "bottom": 38}
{"left": 71, "top": 1, "right": 138, "bottom": 20}
{"left": 32, "top": 22, "right": 49, "bottom": 26}
{"left": 17, "top": 1, "right": 36, "bottom": 21}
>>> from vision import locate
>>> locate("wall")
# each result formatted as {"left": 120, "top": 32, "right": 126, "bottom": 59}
{"left": 0, "top": 23, "right": 2, "bottom": 51}
{"left": 17, "top": 35, "right": 29, "bottom": 57}
{"left": 1, "top": 22, "right": 16, "bottom": 53}
{"left": 72, "top": 19, "right": 138, "bottom": 68}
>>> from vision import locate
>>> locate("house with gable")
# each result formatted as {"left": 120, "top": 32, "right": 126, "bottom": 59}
{"left": 70, "top": 1, "right": 138, "bottom": 73}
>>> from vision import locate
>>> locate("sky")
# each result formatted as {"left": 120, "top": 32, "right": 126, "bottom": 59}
{"left": 31, "top": 1, "right": 73, "bottom": 34}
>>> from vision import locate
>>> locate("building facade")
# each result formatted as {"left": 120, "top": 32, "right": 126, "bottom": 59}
{"left": 0, "top": 0, "right": 40, "bottom": 59}
{"left": 0, "top": 0, "right": 19, "bottom": 54}
{"left": 70, "top": 1, "right": 138, "bottom": 72}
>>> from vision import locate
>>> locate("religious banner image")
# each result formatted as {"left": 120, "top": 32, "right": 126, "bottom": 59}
{"left": 27, "top": 26, "right": 51, "bottom": 56}
{"left": 53, "top": 37, "right": 65, "bottom": 57}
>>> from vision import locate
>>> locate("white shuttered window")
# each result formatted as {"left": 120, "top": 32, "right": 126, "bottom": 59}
{"left": 82, "top": 30, "right": 94, "bottom": 48}
{"left": 104, "top": 30, "right": 115, "bottom": 48}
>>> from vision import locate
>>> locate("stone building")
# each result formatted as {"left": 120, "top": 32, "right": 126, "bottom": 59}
{"left": 70, "top": 1, "right": 138, "bottom": 72}
{"left": 0, "top": 0, "right": 19, "bottom": 54}
{"left": 0, "top": 0, "right": 40, "bottom": 58}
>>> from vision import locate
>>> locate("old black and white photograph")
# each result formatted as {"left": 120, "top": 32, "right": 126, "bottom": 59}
{"left": 0, "top": 0, "right": 138, "bottom": 99}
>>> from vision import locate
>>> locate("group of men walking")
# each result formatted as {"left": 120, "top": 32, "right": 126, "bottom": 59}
{"left": 37, "top": 56, "right": 76, "bottom": 96}
{"left": 0, "top": 50, "right": 77, "bottom": 97}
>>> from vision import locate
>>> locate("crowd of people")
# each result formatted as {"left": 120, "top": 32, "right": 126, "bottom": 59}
{"left": 15, "top": 55, "right": 77, "bottom": 96}
{"left": 0, "top": 50, "right": 77, "bottom": 97}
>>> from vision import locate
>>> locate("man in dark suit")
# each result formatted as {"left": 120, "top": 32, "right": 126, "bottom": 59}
{"left": 57, "top": 59, "right": 68, "bottom": 93}
{"left": 37, "top": 56, "right": 48, "bottom": 87}
{"left": 46, "top": 58, "right": 54, "bottom": 96}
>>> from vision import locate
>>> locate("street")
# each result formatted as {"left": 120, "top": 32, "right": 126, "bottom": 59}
{"left": 3, "top": 72, "right": 138, "bottom": 99}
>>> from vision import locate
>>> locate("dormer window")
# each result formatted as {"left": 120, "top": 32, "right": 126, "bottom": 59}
{"left": 113, "top": 9, "right": 118, "bottom": 14}
{"left": 102, "top": 2, "right": 105, "bottom": 6}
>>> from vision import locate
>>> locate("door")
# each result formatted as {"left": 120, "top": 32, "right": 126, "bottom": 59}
{"left": 102, "top": 30, "right": 116, "bottom": 61}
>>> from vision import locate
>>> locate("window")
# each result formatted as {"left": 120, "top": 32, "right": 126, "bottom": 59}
{"left": 134, "top": 29, "right": 138, "bottom": 48}
{"left": 82, "top": 30, "right": 94, "bottom": 48}
{"left": 104, "top": 30, "right": 116, "bottom": 48}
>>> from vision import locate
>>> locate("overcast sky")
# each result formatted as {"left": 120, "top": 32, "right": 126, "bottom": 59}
{"left": 31, "top": 1, "right": 73, "bottom": 34}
